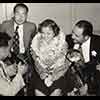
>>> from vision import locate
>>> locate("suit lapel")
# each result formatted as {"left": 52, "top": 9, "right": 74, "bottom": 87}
{"left": 23, "top": 22, "right": 29, "bottom": 50}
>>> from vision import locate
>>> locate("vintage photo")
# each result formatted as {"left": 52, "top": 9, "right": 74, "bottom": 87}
{"left": 0, "top": 3, "right": 100, "bottom": 96}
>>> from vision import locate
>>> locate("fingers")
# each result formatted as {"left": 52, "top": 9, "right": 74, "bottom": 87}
{"left": 50, "top": 89, "right": 62, "bottom": 96}
{"left": 17, "top": 62, "right": 28, "bottom": 75}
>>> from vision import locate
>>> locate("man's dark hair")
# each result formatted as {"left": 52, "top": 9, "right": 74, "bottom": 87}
{"left": 38, "top": 19, "right": 60, "bottom": 37}
{"left": 75, "top": 20, "right": 93, "bottom": 36}
{"left": 0, "top": 32, "right": 11, "bottom": 47}
{"left": 13, "top": 3, "right": 29, "bottom": 13}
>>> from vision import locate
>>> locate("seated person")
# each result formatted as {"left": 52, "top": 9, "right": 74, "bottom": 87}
{"left": 29, "top": 19, "right": 69, "bottom": 96}
{"left": 66, "top": 49, "right": 99, "bottom": 96}
{"left": 66, "top": 49, "right": 88, "bottom": 96}
{"left": 0, "top": 32, "right": 26, "bottom": 96}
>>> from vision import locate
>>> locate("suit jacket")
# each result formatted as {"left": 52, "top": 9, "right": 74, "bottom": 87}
{"left": 66, "top": 35, "right": 100, "bottom": 95}
{"left": 66, "top": 34, "right": 100, "bottom": 64}
{"left": 90, "top": 35, "right": 100, "bottom": 63}
{"left": 0, "top": 19, "right": 37, "bottom": 51}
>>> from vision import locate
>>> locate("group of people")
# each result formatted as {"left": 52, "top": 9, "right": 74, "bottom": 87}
{"left": 0, "top": 3, "right": 100, "bottom": 96}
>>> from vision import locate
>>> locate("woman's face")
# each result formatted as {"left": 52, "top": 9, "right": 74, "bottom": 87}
{"left": 41, "top": 27, "right": 55, "bottom": 42}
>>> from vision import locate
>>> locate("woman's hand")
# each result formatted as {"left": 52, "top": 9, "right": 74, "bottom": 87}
{"left": 17, "top": 62, "right": 28, "bottom": 76}
{"left": 6, "top": 63, "right": 18, "bottom": 77}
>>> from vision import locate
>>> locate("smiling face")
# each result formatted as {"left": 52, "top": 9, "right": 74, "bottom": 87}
{"left": 14, "top": 6, "right": 28, "bottom": 25}
{"left": 41, "top": 27, "right": 55, "bottom": 42}
{"left": 72, "top": 26, "right": 86, "bottom": 44}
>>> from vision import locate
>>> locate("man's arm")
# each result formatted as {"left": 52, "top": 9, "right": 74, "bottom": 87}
{"left": 0, "top": 20, "right": 9, "bottom": 32}
{"left": 31, "top": 23, "right": 37, "bottom": 40}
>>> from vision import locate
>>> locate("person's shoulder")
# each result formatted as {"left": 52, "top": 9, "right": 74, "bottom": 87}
{"left": 2, "top": 19, "right": 13, "bottom": 25}
{"left": 1, "top": 19, "right": 13, "bottom": 30}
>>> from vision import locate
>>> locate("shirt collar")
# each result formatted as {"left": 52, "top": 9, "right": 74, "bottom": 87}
{"left": 14, "top": 22, "right": 23, "bottom": 29}
{"left": 81, "top": 37, "right": 91, "bottom": 48}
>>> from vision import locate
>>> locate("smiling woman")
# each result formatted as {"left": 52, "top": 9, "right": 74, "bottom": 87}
{"left": 30, "top": 19, "right": 69, "bottom": 96}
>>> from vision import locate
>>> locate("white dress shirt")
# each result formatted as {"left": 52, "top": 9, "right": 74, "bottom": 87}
{"left": 74, "top": 37, "right": 91, "bottom": 63}
{"left": 81, "top": 37, "right": 91, "bottom": 63}
{"left": 14, "top": 23, "right": 25, "bottom": 54}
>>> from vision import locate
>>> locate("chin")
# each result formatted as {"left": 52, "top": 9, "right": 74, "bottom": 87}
{"left": 18, "top": 22, "right": 24, "bottom": 25}
{"left": 16, "top": 21, "right": 25, "bottom": 25}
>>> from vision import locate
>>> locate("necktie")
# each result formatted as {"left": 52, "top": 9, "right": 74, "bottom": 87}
{"left": 79, "top": 45, "right": 85, "bottom": 63}
{"left": 12, "top": 26, "right": 20, "bottom": 55}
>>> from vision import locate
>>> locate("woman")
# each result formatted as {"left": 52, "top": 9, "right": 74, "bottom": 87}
{"left": 30, "top": 19, "right": 69, "bottom": 96}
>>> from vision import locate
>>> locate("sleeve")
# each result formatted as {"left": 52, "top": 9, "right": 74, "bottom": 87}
{"left": 0, "top": 73, "right": 25, "bottom": 96}
{"left": 0, "top": 21, "right": 8, "bottom": 32}
{"left": 30, "top": 23, "right": 37, "bottom": 43}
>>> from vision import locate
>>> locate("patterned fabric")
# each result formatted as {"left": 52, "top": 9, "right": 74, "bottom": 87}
{"left": 31, "top": 31, "right": 69, "bottom": 84}
{"left": 0, "top": 61, "right": 10, "bottom": 82}
{"left": 12, "top": 26, "right": 20, "bottom": 55}
{"left": 0, "top": 60, "right": 25, "bottom": 96}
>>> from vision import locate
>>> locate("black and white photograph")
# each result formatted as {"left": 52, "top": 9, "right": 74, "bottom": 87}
{"left": 0, "top": 3, "right": 100, "bottom": 96}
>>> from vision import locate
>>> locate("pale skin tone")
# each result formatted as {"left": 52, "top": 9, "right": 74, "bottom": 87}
{"left": 41, "top": 27, "right": 55, "bottom": 43}
{"left": 14, "top": 6, "right": 28, "bottom": 25}
{"left": 72, "top": 26, "right": 89, "bottom": 44}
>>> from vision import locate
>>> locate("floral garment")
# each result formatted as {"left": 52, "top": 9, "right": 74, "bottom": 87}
{"left": 31, "top": 32, "right": 69, "bottom": 87}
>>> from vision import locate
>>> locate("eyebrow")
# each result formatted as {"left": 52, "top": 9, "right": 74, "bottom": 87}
{"left": 72, "top": 30, "right": 79, "bottom": 37}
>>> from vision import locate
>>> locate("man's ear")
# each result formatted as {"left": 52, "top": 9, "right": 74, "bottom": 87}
{"left": 85, "top": 36, "right": 89, "bottom": 41}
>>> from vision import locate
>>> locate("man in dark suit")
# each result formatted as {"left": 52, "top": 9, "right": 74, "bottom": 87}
{"left": 71, "top": 20, "right": 100, "bottom": 96}
{"left": 1, "top": 3, "right": 37, "bottom": 56}
{"left": 0, "top": 3, "right": 37, "bottom": 96}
